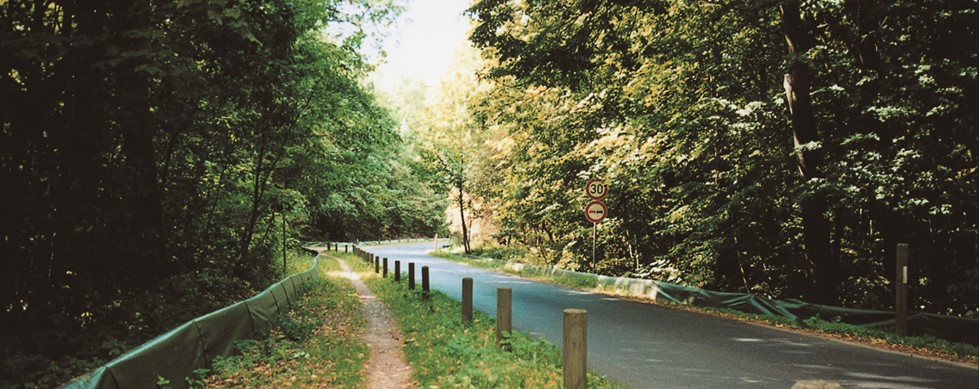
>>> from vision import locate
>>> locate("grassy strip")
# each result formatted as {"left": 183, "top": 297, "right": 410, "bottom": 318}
{"left": 196, "top": 256, "right": 369, "bottom": 388}
{"left": 337, "top": 254, "right": 624, "bottom": 388}
{"left": 435, "top": 251, "right": 979, "bottom": 364}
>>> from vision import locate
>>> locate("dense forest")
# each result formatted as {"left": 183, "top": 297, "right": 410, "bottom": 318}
{"left": 0, "top": 0, "right": 446, "bottom": 386}
{"left": 2, "top": 0, "right": 977, "bottom": 386}
{"left": 441, "top": 0, "right": 976, "bottom": 315}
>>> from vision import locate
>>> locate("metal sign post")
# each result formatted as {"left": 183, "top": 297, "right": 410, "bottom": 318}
{"left": 584, "top": 179, "right": 608, "bottom": 267}
{"left": 592, "top": 222, "right": 597, "bottom": 266}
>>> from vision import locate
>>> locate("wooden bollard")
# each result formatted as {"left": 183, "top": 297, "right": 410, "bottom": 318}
{"left": 563, "top": 309, "right": 587, "bottom": 389}
{"left": 383, "top": 258, "right": 388, "bottom": 278}
{"left": 462, "top": 278, "right": 473, "bottom": 325}
{"left": 374, "top": 256, "right": 379, "bottom": 273}
{"left": 896, "top": 243, "right": 909, "bottom": 336}
{"left": 395, "top": 261, "right": 401, "bottom": 282}
{"left": 345, "top": 244, "right": 348, "bottom": 253}
{"left": 496, "top": 287, "right": 512, "bottom": 347}
{"left": 421, "top": 266, "right": 430, "bottom": 299}
{"left": 408, "top": 262, "right": 415, "bottom": 290}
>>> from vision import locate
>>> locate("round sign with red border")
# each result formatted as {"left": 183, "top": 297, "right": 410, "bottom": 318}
{"left": 584, "top": 200, "right": 607, "bottom": 223}
{"left": 585, "top": 179, "right": 608, "bottom": 200}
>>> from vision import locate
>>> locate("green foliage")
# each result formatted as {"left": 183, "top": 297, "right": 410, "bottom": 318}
{"left": 471, "top": 244, "right": 529, "bottom": 262}
{"left": 0, "top": 0, "right": 440, "bottom": 386}
{"left": 465, "top": 0, "right": 978, "bottom": 315}
{"left": 355, "top": 256, "right": 621, "bottom": 388}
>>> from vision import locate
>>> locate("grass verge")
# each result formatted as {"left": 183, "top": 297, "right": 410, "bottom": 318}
{"left": 434, "top": 250, "right": 979, "bottom": 365}
{"left": 196, "top": 256, "right": 369, "bottom": 388}
{"left": 336, "top": 253, "right": 625, "bottom": 388}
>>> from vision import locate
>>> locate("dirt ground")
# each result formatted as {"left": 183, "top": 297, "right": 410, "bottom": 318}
{"left": 335, "top": 258, "right": 414, "bottom": 389}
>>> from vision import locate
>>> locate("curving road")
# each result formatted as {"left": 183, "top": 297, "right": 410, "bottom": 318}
{"left": 364, "top": 242, "right": 978, "bottom": 388}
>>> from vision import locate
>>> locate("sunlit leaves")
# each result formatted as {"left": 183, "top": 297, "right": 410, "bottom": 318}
{"left": 467, "top": 0, "right": 977, "bottom": 314}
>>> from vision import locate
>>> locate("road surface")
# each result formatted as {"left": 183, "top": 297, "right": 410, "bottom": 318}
{"left": 364, "top": 242, "right": 978, "bottom": 388}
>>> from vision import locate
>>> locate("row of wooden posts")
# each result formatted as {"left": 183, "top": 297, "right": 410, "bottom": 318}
{"left": 332, "top": 244, "right": 589, "bottom": 389}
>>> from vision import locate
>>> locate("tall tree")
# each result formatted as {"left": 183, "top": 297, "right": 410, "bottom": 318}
{"left": 779, "top": 0, "right": 837, "bottom": 305}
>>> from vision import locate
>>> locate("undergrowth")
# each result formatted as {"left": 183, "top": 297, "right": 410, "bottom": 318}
{"left": 196, "top": 257, "right": 368, "bottom": 388}
{"left": 3, "top": 250, "right": 321, "bottom": 389}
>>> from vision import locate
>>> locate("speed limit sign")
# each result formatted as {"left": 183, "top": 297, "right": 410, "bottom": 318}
{"left": 585, "top": 179, "right": 608, "bottom": 200}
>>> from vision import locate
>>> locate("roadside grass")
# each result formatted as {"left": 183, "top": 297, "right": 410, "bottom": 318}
{"left": 434, "top": 250, "right": 979, "bottom": 365}
{"left": 196, "top": 256, "right": 369, "bottom": 388}
{"left": 343, "top": 254, "right": 625, "bottom": 388}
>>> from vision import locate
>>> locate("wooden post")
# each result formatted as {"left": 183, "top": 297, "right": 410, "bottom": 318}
{"left": 383, "top": 258, "right": 389, "bottom": 278}
{"left": 896, "top": 243, "right": 909, "bottom": 336}
{"left": 563, "top": 309, "right": 588, "bottom": 389}
{"left": 281, "top": 216, "right": 287, "bottom": 275}
{"left": 408, "top": 262, "right": 416, "bottom": 290}
{"left": 496, "top": 287, "right": 512, "bottom": 348}
{"left": 462, "top": 277, "right": 473, "bottom": 325}
{"left": 374, "top": 256, "right": 379, "bottom": 273}
{"left": 395, "top": 260, "right": 401, "bottom": 282}
{"left": 345, "top": 244, "right": 348, "bottom": 253}
{"left": 421, "top": 266, "right": 430, "bottom": 299}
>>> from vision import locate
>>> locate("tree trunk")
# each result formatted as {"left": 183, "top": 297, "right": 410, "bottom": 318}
{"left": 457, "top": 181, "right": 472, "bottom": 254}
{"left": 779, "top": 1, "right": 838, "bottom": 305}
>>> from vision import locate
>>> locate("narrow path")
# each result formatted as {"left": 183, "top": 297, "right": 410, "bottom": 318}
{"left": 334, "top": 257, "right": 414, "bottom": 389}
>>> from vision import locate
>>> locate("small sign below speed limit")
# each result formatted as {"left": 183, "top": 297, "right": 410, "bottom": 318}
{"left": 585, "top": 179, "right": 608, "bottom": 200}
{"left": 584, "top": 200, "right": 607, "bottom": 223}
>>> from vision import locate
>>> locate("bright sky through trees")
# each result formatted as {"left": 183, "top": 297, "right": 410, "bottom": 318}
{"left": 370, "top": 0, "right": 472, "bottom": 94}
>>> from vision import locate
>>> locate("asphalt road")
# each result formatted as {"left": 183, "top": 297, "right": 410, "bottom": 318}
{"left": 364, "top": 242, "right": 978, "bottom": 388}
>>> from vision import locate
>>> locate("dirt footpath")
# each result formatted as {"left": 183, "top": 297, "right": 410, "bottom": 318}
{"left": 335, "top": 258, "right": 414, "bottom": 389}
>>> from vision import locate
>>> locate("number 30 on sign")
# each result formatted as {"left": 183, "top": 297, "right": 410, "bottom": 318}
{"left": 585, "top": 179, "right": 608, "bottom": 200}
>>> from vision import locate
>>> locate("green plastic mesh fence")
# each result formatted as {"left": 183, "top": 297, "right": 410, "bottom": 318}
{"left": 59, "top": 255, "right": 322, "bottom": 389}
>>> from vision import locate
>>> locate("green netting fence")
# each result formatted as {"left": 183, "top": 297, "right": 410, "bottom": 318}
{"left": 59, "top": 254, "right": 322, "bottom": 389}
